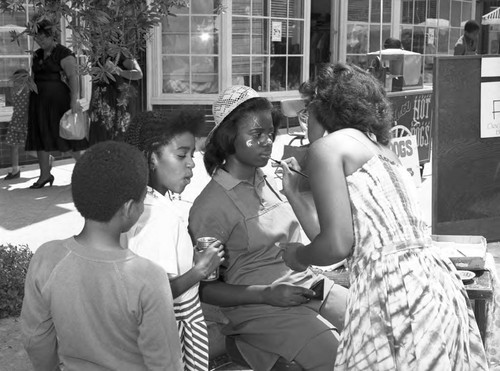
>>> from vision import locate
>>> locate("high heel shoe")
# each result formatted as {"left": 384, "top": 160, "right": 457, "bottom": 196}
{"left": 30, "top": 175, "right": 55, "bottom": 189}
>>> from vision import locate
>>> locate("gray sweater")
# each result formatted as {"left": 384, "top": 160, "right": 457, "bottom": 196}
{"left": 21, "top": 237, "right": 183, "bottom": 371}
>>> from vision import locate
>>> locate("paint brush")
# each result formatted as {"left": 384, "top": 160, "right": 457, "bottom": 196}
{"left": 270, "top": 158, "right": 309, "bottom": 178}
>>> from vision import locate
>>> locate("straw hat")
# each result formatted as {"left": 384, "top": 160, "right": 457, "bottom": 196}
{"left": 212, "top": 85, "right": 260, "bottom": 128}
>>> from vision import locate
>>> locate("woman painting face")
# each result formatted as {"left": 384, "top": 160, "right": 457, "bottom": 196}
{"left": 150, "top": 132, "right": 196, "bottom": 195}
{"left": 231, "top": 110, "right": 274, "bottom": 170}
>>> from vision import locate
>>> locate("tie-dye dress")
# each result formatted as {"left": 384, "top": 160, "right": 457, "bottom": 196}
{"left": 334, "top": 154, "right": 488, "bottom": 370}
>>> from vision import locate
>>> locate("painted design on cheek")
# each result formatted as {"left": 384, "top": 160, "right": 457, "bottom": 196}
{"left": 246, "top": 139, "right": 257, "bottom": 147}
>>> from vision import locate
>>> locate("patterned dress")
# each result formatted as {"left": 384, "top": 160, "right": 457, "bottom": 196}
{"left": 5, "top": 86, "right": 28, "bottom": 146}
{"left": 335, "top": 154, "right": 488, "bottom": 370}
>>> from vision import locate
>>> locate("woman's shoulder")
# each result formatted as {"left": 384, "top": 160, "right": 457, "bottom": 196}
{"left": 309, "top": 129, "right": 378, "bottom": 170}
{"left": 54, "top": 44, "right": 75, "bottom": 59}
{"left": 192, "top": 179, "right": 227, "bottom": 209}
{"left": 309, "top": 129, "right": 359, "bottom": 156}
{"left": 33, "top": 48, "right": 43, "bottom": 60}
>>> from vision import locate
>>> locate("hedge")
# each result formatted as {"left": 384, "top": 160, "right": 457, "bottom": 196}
{"left": 0, "top": 244, "right": 33, "bottom": 319}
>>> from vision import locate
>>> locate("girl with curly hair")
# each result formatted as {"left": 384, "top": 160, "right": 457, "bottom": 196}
{"left": 121, "top": 110, "right": 224, "bottom": 370}
{"left": 280, "top": 63, "right": 488, "bottom": 370}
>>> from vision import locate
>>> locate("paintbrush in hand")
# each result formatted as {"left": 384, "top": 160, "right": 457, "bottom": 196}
{"left": 270, "top": 158, "right": 309, "bottom": 178}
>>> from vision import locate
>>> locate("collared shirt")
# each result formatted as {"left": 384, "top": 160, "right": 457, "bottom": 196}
{"left": 189, "top": 168, "right": 313, "bottom": 287}
{"left": 122, "top": 187, "right": 198, "bottom": 303}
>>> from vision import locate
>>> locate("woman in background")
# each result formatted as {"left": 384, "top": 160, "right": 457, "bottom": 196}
{"left": 26, "top": 19, "right": 88, "bottom": 189}
{"left": 4, "top": 69, "right": 29, "bottom": 180}
{"left": 88, "top": 53, "right": 143, "bottom": 144}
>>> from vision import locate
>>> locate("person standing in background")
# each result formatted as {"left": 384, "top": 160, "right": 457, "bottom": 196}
{"left": 26, "top": 19, "right": 88, "bottom": 189}
{"left": 3, "top": 69, "right": 29, "bottom": 180}
{"left": 454, "top": 20, "right": 480, "bottom": 55}
{"left": 88, "top": 53, "right": 143, "bottom": 145}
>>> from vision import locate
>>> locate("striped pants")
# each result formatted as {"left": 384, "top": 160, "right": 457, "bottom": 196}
{"left": 174, "top": 295, "right": 209, "bottom": 371}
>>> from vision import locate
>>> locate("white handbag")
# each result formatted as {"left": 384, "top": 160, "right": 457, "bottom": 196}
{"left": 59, "top": 110, "right": 88, "bottom": 140}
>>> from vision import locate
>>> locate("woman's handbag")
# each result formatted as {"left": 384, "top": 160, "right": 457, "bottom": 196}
{"left": 59, "top": 109, "right": 88, "bottom": 140}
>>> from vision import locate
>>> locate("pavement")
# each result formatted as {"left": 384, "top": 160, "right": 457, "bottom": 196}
{"left": 0, "top": 131, "right": 433, "bottom": 250}
{"left": 1, "top": 131, "right": 499, "bottom": 371}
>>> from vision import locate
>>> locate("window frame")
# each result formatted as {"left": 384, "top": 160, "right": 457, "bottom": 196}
{"left": 338, "top": 0, "right": 476, "bottom": 81}
{"left": 0, "top": 7, "right": 91, "bottom": 122}
{"left": 0, "top": 1, "right": 32, "bottom": 122}
{"left": 147, "top": 0, "right": 311, "bottom": 107}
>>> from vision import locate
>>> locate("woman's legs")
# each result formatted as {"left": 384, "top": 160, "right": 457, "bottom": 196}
{"left": 36, "top": 150, "right": 52, "bottom": 180}
{"left": 10, "top": 145, "right": 19, "bottom": 173}
{"left": 294, "top": 330, "right": 339, "bottom": 371}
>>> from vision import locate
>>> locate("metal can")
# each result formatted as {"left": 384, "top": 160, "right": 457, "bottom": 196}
{"left": 196, "top": 237, "right": 219, "bottom": 281}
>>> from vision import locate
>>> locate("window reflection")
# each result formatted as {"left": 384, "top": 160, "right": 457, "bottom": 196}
{"left": 0, "top": 7, "right": 30, "bottom": 106}
{"left": 161, "top": 8, "right": 220, "bottom": 94}
{"left": 397, "top": 0, "right": 473, "bottom": 83}
{"left": 270, "top": 57, "right": 286, "bottom": 91}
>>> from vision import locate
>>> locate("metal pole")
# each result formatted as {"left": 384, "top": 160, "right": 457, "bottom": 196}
{"left": 380, "top": 0, "right": 383, "bottom": 57}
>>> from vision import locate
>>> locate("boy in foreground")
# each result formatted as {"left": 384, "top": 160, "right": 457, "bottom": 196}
{"left": 21, "top": 141, "right": 183, "bottom": 370}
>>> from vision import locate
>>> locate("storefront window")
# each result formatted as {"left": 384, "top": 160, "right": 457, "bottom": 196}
{"left": 344, "top": 0, "right": 473, "bottom": 84}
{"left": 152, "top": 0, "right": 307, "bottom": 103}
{"left": 0, "top": 3, "right": 31, "bottom": 117}
{"left": 161, "top": 0, "right": 220, "bottom": 94}
{"left": 399, "top": 0, "right": 473, "bottom": 83}
{"left": 232, "top": 0, "right": 305, "bottom": 92}
{"left": 346, "top": 0, "right": 392, "bottom": 69}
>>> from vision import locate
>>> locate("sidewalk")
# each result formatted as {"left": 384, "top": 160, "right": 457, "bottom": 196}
{"left": 1, "top": 133, "right": 499, "bottom": 371}
{"left": 0, "top": 132, "right": 432, "bottom": 251}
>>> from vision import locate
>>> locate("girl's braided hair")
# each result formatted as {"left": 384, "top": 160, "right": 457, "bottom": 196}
{"left": 125, "top": 109, "right": 205, "bottom": 168}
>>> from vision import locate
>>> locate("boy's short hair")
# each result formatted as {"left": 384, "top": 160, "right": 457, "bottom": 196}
{"left": 71, "top": 141, "right": 148, "bottom": 222}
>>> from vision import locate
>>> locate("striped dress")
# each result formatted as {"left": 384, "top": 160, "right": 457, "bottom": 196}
{"left": 335, "top": 154, "right": 488, "bottom": 370}
{"left": 174, "top": 295, "right": 209, "bottom": 370}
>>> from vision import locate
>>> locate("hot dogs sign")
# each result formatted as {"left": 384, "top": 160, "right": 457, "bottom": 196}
{"left": 388, "top": 91, "right": 434, "bottom": 187}
{"left": 390, "top": 92, "right": 433, "bottom": 164}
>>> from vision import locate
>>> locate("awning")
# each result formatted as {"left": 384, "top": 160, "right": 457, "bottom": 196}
{"left": 482, "top": 7, "right": 500, "bottom": 25}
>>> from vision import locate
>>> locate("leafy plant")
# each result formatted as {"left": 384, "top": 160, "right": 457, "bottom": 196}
{"left": 0, "top": 0, "right": 194, "bottom": 90}
{"left": 0, "top": 244, "right": 33, "bottom": 319}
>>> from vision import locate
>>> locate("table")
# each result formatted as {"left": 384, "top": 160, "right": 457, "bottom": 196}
{"left": 323, "top": 269, "right": 493, "bottom": 344}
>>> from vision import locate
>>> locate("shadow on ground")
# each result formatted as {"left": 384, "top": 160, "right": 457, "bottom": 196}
{"left": 0, "top": 183, "right": 73, "bottom": 231}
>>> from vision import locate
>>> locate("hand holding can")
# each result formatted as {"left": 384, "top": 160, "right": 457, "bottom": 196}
{"left": 195, "top": 237, "right": 224, "bottom": 281}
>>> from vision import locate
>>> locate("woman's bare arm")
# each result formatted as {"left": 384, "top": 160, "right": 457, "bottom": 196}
{"left": 60, "top": 55, "right": 80, "bottom": 113}
{"left": 296, "top": 136, "right": 354, "bottom": 266}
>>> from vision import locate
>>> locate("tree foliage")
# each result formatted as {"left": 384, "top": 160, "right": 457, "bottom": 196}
{"left": 0, "top": 0, "right": 198, "bottom": 88}
{"left": 0, "top": 244, "right": 33, "bottom": 319}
